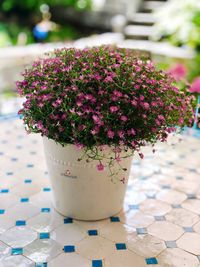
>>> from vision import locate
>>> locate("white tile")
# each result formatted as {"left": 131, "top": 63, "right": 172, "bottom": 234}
{"left": 0, "top": 241, "right": 10, "bottom": 260}
{"left": 0, "top": 226, "right": 37, "bottom": 247}
{"left": 77, "top": 236, "right": 115, "bottom": 260}
{"left": 140, "top": 199, "right": 171, "bottom": 216}
{"left": 27, "top": 211, "right": 63, "bottom": 232}
{"left": 120, "top": 210, "right": 154, "bottom": 228}
{"left": 166, "top": 208, "right": 199, "bottom": 227}
{"left": 148, "top": 221, "right": 184, "bottom": 241}
{"left": 157, "top": 190, "right": 187, "bottom": 204}
{"left": 0, "top": 215, "right": 15, "bottom": 234}
{"left": 100, "top": 222, "right": 136, "bottom": 243}
{"left": 182, "top": 199, "right": 200, "bottom": 214}
{"left": 105, "top": 249, "right": 146, "bottom": 267}
{"left": 0, "top": 194, "right": 18, "bottom": 209}
{"left": 24, "top": 239, "right": 62, "bottom": 262}
{"left": 0, "top": 255, "right": 35, "bottom": 267}
{"left": 49, "top": 253, "right": 91, "bottom": 267}
{"left": 51, "top": 224, "right": 87, "bottom": 246}
{"left": 6, "top": 203, "right": 40, "bottom": 220}
{"left": 177, "top": 233, "right": 200, "bottom": 255}
{"left": 157, "top": 248, "right": 199, "bottom": 267}
{"left": 127, "top": 234, "right": 165, "bottom": 257}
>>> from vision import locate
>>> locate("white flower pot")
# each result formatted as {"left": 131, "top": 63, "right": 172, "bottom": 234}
{"left": 43, "top": 137, "right": 133, "bottom": 221}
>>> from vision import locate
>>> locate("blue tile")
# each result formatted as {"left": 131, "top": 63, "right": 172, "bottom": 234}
{"left": 188, "top": 168, "right": 197, "bottom": 173}
{"left": 129, "top": 204, "right": 139, "bottom": 210}
{"left": 0, "top": 189, "right": 9, "bottom": 193}
{"left": 27, "top": 164, "right": 34, "bottom": 168}
{"left": 39, "top": 232, "right": 50, "bottom": 239}
{"left": 43, "top": 188, "right": 51, "bottom": 192}
{"left": 92, "top": 260, "right": 103, "bottom": 267}
{"left": 11, "top": 248, "right": 23, "bottom": 255}
{"left": 63, "top": 245, "right": 75, "bottom": 253}
{"left": 146, "top": 257, "right": 158, "bottom": 265}
{"left": 136, "top": 228, "right": 147, "bottom": 235}
{"left": 110, "top": 216, "right": 120, "bottom": 222}
{"left": 64, "top": 217, "right": 73, "bottom": 224}
{"left": 154, "top": 216, "right": 166, "bottom": 221}
{"left": 35, "top": 263, "right": 47, "bottom": 267}
{"left": 165, "top": 241, "right": 177, "bottom": 248}
{"left": 176, "top": 176, "right": 183, "bottom": 180}
{"left": 88, "top": 230, "right": 98, "bottom": 236}
{"left": 171, "top": 204, "right": 182, "bottom": 209}
{"left": 162, "top": 185, "right": 171, "bottom": 189}
{"left": 6, "top": 172, "right": 13, "bottom": 176}
{"left": 20, "top": 198, "right": 29, "bottom": 203}
{"left": 183, "top": 227, "right": 194, "bottom": 232}
{"left": 24, "top": 179, "right": 32, "bottom": 183}
{"left": 115, "top": 243, "right": 127, "bottom": 250}
{"left": 11, "top": 157, "right": 18, "bottom": 161}
{"left": 41, "top": 208, "right": 51, "bottom": 213}
{"left": 16, "top": 220, "right": 26, "bottom": 226}
{"left": 146, "top": 193, "right": 156, "bottom": 199}
{"left": 0, "top": 209, "right": 5, "bottom": 214}
{"left": 187, "top": 194, "right": 196, "bottom": 199}
{"left": 0, "top": 152, "right": 4, "bottom": 155}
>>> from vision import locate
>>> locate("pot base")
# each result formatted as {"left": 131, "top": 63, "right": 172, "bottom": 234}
{"left": 43, "top": 137, "right": 133, "bottom": 221}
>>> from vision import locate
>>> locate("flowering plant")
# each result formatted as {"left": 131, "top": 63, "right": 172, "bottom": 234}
{"left": 17, "top": 46, "right": 194, "bottom": 176}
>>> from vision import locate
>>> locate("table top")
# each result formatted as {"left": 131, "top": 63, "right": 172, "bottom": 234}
{"left": 0, "top": 117, "right": 200, "bottom": 267}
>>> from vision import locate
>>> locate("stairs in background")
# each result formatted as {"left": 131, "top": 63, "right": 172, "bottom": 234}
{"left": 121, "top": 0, "right": 194, "bottom": 58}
{"left": 124, "top": 0, "right": 167, "bottom": 40}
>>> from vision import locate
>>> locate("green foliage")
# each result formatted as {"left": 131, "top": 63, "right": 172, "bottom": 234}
{"left": 0, "top": 0, "right": 92, "bottom": 13}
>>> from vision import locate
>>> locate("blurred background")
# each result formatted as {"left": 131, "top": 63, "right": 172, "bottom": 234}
{"left": 0, "top": 0, "right": 199, "bottom": 131}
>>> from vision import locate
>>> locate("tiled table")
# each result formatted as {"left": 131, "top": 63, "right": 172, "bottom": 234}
{"left": 0, "top": 117, "right": 200, "bottom": 267}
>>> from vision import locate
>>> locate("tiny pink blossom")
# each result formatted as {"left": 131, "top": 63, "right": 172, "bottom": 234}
{"left": 120, "top": 115, "right": 128, "bottom": 122}
{"left": 107, "top": 130, "right": 115, "bottom": 138}
{"left": 110, "top": 106, "right": 119, "bottom": 113}
{"left": 118, "top": 130, "right": 125, "bottom": 139}
{"left": 97, "top": 163, "right": 104, "bottom": 171}
{"left": 143, "top": 102, "right": 150, "bottom": 110}
{"left": 75, "top": 143, "right": 84, "bottom": 149}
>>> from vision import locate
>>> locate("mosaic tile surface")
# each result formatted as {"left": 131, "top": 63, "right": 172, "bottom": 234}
{"left": 0, "top": 117, "right": 200, "bottom": 267}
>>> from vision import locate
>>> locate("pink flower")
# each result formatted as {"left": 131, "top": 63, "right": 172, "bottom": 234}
{"left": 75, "top": 143, "right": 84, "bottom": 149}
{"left": 110, "top": 106, "right": 119, "bottom": 113}
{"left": 104, "top": 76, "right": 113, "bottom": 83}
{"left": 113, "top": 90, "right": 122, "bottom": 97}
{"left": 158, "top": 115, "right": 165, "bottom": 121}
{"left": 91, "top": 127, "right": 99, "bottom": 135}
{"left": 97, "top": 163, "right": 104, "bottom": 171}
{"left": 131, "top": 100, "right": 137, "bottom": 106}
{"left": 92, "top": 115, "right": 100, "bottom": 123}
{"left": 168, "top": 63, "right": 187, "bottom": 81}
{"left": 189, "top": 77, "right": 200, "bottom": 93}
{"left": 118, "top": 130, "right": 125, "bottom": 139}
{"left": 37, "top": 121, "right": 44, "bottom": 130}
{"left": 120, "top": 116, "right": 128, "bottom": 122}
{"left": 127, "top": 129, "right": 136, "bottom": 136}
{"left": 143, "top": 102, "right": 149, "bottom": 110}
{"left": 107, "top": 130, "right": 115, "bottom": 138}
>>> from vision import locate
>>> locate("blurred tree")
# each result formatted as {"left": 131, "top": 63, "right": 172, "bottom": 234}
{"left": 0, "top": 0, "right": 92, "bottom": 13}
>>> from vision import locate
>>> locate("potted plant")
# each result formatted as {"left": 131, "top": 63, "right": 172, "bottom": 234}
{"left": 17, "top": 46, "right": 194, "bottom": 220}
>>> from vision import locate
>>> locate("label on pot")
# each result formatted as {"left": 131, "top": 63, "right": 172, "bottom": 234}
{"left": 61, "top": 169, "right": 77, "bottom": 179}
